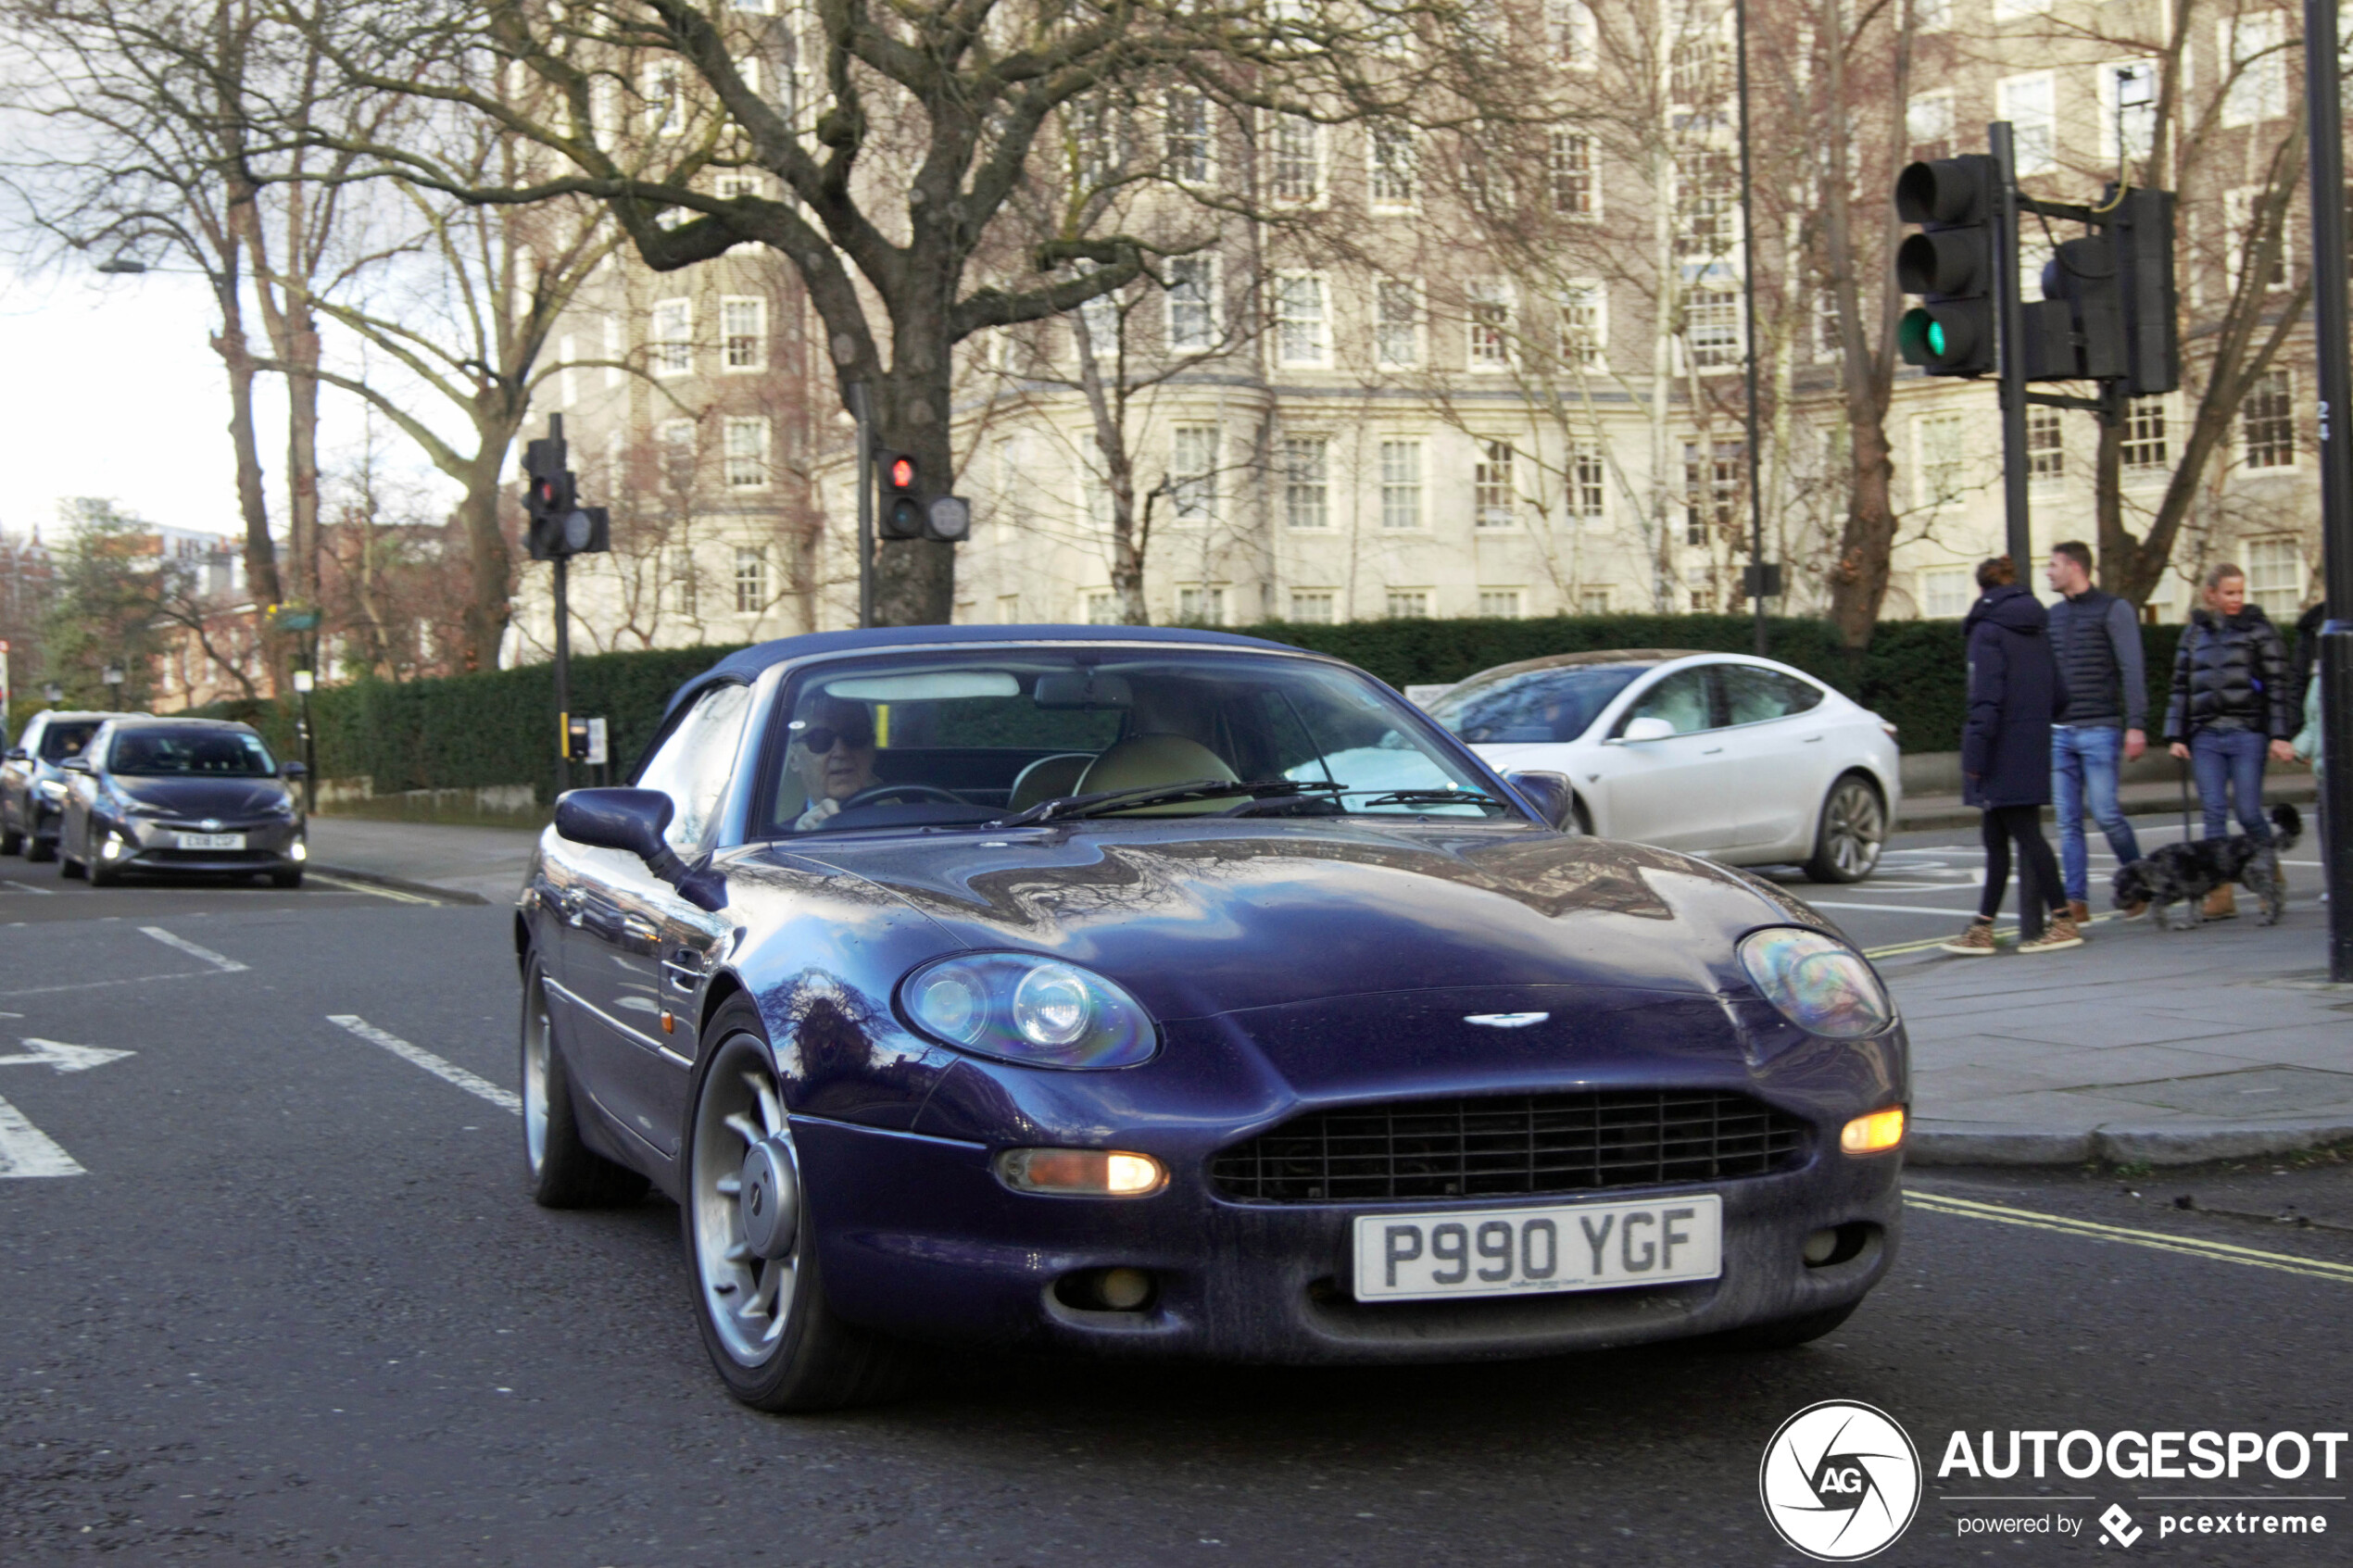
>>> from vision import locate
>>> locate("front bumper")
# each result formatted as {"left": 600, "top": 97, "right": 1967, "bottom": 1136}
{"left": 792, "top": 1112, "right": 1903, "bottom": 1365}
{"left": 91, "top": 814, "right": 306, "bottom": 874}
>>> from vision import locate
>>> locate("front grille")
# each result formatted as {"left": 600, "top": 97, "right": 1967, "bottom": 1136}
{"left": 1210, "top": 1091, "right": 1810, "bottom": 1203}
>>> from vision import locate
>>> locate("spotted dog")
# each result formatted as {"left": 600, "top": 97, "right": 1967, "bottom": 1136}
{"left": 2111, "top": 804, "right": 2302, "bottom": 930}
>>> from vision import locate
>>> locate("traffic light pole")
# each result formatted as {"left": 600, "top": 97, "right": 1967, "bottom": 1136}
{"left": 553, "top": 552, "right": 571, "bottom": 798}
{"left": 1989, "top": 121, "right": 2033, "bottom": 572}
{"left": 2302, "top": 0, "right": 2353, "bottom": 977}
{"left": 849, "top": 382, "right": 875, "bottom": 630}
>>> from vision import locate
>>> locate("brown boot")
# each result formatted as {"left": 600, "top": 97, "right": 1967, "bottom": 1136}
{"left": 2069, "top": 899, "right": 2091, "bottom": 924}
{"left": 2202, "top": 884, "right": 2238, "bottom": 921}
{"left": 1939, "top": 918, "right": 1999, "bottom": 956}
{"left": 2020, "top": 913, "right": 2085, "bottom": 954}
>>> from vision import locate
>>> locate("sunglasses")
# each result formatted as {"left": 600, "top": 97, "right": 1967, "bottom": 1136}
{"left": 799, "top": 724, "right": 873, "bottom": 754}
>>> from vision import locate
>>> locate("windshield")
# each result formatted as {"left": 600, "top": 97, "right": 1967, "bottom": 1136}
{"left": 107, "top": 728, "right": 278, "bottom": 778}
{"left": 38, "top": 721, "right": 99, "bottom": 762}
{"left": 1426, "top": 664, "right": 1648, "bottom": 744}
{"left": 763, "top": 649, "right": 1513, "bottom": 835}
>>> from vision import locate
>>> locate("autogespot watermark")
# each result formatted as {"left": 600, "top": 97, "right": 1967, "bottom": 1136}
{"left": 1758, "top": 1401, "right": 1923, "bottom": 1562}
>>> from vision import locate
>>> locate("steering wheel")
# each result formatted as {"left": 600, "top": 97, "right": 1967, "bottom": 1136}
{"left": 836, "top": 783, "right": 969, "bottom": 810}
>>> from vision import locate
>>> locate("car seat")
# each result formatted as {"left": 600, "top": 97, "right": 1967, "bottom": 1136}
{"left": 1071, "top": 734, "right": 1240, "bottom": 814}
{"left": 1008, "top": 752, "right": 1095, "bottom": 811}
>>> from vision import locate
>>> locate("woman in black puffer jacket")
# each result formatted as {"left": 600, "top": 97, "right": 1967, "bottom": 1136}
{"left": 2164, "top": 563, "right": 2294, "bottom": 917}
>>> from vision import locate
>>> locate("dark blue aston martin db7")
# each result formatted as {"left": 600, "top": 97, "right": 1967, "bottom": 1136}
{"left": 521, "top": 627, "right": 1906, "bottom": 1411}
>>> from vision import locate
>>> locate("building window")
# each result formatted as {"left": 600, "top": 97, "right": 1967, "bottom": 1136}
{"left": 658, "top": 418, "right": 698, "bottom": 485}
{"left": 558, "top": 333, "right": 578, "bottom": 406}
{"left": 1921, "top": 567, "right": 1972, "bottom": 618}
{"left": 1172, "top": 424, "right": 1218, "bottom": 520}
{"left": 722, "top": 418, "right": 770, "bottom": 489}
{"left": 1675, "top": 150, "right": 1737, "bottom": 260}
{"left": 1914, "top": 414, "right": 1965, "bottom": 508}
{"left": 1177, "top": 585, "right": 1227, "bottom": 626}
{"left": 1571, "top": 441, "right": 1606, "bottom": 519}
{"left": 1166, "top": 256, "right": 1216, "bottom": 352}
{"left": 1085, "top": 591, "right": 1120, "bottom": 624}
{"left": 1386, "top": 590, "right": 1431, "bottom": 619}
{"left": 1379, "top": 439, "right": 1424, "bottom": 529}
{"left": 1290, "top": 590, "right": 1337, "bottom": 623}
{"left": 1997, "top": 73, "right": 2057, "bottom": 175}
{"left": 651, "top": 298, "right": 693, "bottom": 375}
{"left": 1275, "top": 273, "right": 1329, "bottom": 367}
{"left": 2243, "top": 368, "right": 2295, "bottom": 469}
{"left": 1685, "top": 290, "right": 1742, "bottom": 370}
{"left": 1579, "top": 587, "right": 1612, "bottom": 615}
{"left": 1164, "top": 90, "right": 1213, "bottom": 183}
{"left": 1670, "top": 19, "right": 1724, "bottom": 105}
{"left": 997, "top": 594, "right": 1021, "bottom": 623}
{"left": 1376, "top": 280, "right": 1421, "bottom": 369}
{"left": 1467, "top": 282, "right": 1513, "bottom": 370}
{"left": 1548, "top": 0, "right": 1598, "bottom": 68}
{"left": 1548, "top": 132, "right": 1596, "bottom": 218}
{"left": 2246, "top": 537, "right": 2303, "bottom": 617}
{"left": 2027, "top": 404, "right": 2064, "bottom": 485}
{"left": 734, "top": 546, "right": 768, "bottom": 614}
{"left": 721, "top": 296, "right": 765, "bottom": 370}
{"left": 643, "top": 60, "right": 683, "bottom": 136}
{"left": 2221, "top": 15, "right": 2286, "bottom": 128}
{"left": 1684, "top": 440, "right": 1742, "bottom": 543}
{"left": 1474, "top": 439, "right": 1516, "bottom": 527}
{"left": 1282, "top": 437, "right": 1329, "bottom": 529}
{"left": 1478, "top": 589, "right": 1523, "bottom": 619}
{"left": 1915, "top": 0, "right": 1952, "bottom": 28}
{"left": 1270, "top": 116, "right": 1324, "bottom": 205}
{"left": 1369, "top": 122, "right": 1417, "bottom": 207}
{"left": 1078, "top": 465, "right": 1114, "bottom": 532}
{"left": 669, "top": 549, "right": 698, "bottom": 616}
{"left": 1558, "top": 282, "right": 1605, "bottom": 370}
{"left": 1907, "top": 91, "right": 1955, "bottom": 160}
{"left": 2122, "top": 398, "right": 2169, "bottom": 470}
{"left": 715, "top": 171, "right": 762, "bottom": 200}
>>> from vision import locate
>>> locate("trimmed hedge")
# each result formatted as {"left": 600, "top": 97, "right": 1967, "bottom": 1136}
{"left": 182, "top": 615, "right": 2192, "bottom": 801}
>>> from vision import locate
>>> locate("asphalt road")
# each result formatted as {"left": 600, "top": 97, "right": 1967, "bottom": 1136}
{"left": 4, "top": 872, "right": 2351, "bottom": 1565}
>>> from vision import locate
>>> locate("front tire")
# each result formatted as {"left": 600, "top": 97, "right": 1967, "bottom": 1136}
{"left": 0, "top": 816, "right": 21, "bottom": 856}
{"left": 87, "top": 848, "right": 120, "bottom": 887}
{"left": 1804, "top": 775, "right": 1886, "bottom": 884}
{"left": 683, "top": 996, "right": 916, "bottom": 1411}
{"left": 519, "top": 956, "right": 648, "bottom": 1209}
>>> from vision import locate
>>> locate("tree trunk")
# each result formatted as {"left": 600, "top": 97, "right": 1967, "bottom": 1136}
{"left": 455, "top": 449, "right": 514, "bottom": 671}
{"left": 2094, "top": 408, "right": 2127, "bottom": 595}
{"left": 210, "top": 310, "right": 282, "bottom": 610}
{"left": 1827, "top": 421, "right": 1898, "bottom": 648}
{"left": 284, "top": 315, "right": 323, "bottom": 602}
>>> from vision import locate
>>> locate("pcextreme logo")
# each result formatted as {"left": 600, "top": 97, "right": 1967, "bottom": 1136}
{"left": 1759, "top": 1400, "right": 1924, "bottom": 1562}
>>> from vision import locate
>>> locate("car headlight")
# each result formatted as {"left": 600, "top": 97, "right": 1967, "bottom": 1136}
{"left": 898, "top": 953, "right": 1157, "bottom": 1069}
{"left": 1737, "top": 927, "right": 1894, "bottom": 1039}
{"left": 266, "top": 796, "right": 297, "bottom": 816}
{"left": 35, "top": 779, "right": 65, "bottom": 802}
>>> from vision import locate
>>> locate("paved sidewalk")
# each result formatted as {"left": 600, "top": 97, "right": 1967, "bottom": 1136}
{"left": 306, "top": 817, "right": 540, "bottom": 905}
{"left": 1896, "top": 769, "right": 2316, "bottom": 832}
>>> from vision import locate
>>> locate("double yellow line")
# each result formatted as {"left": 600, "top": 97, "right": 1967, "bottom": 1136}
{"left": 1907, "top": 1189, "right": 2353, "bottom": 1286}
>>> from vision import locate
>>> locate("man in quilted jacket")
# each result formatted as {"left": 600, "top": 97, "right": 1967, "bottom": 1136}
{"left": 2163, "top": 563, "right": 2296, "bottom": 918}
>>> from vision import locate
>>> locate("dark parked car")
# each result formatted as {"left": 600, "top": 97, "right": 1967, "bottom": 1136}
{"left": 56, "top": 718, "right": 308, "bottom": 887}
{"left": 522, "top": 627, "right": 1906, "bottom": 1411}
{"left": 2, "top": 709, "right": 139, "bottom": 862}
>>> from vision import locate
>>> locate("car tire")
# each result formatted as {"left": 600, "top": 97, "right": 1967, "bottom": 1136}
{"left": 1803, "top": 774, "right": 1886, "bottom": 884}
{"left": 1570, "top": 796, "right": 1594, "bottom": 837}
{"left": 1706, "top": 1299, "right": 1860, "bottom": 1351}
{"left": 87, "top": 848, "right": 120, "bottom": 887}
{"left": 682, "top": 994, "right": 919, "bottom": 1412}
{"left": 26, "top": 830, "right": 56, "bottom": 863}
{"left": 0, "top": 818, "right": 20, "bottom": 856}
{"left": 519, "top": 955, "right": 649, "bottom": 1210}
{"left": 271, "top": 869, "right": 304, "bottom": 889}
{"left": 57, "top": 838, "right": 84, "bottom": 879}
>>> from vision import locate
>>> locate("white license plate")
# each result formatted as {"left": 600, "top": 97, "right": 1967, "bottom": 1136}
{"left": 1353, "top": 1194, "right": 1722, "bottom": 1302}
{"left": 175, "top": 833, "right": 245, "bottom": 850}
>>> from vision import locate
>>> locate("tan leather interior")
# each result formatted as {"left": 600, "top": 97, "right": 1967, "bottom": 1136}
{"left": 1073, "top": 734, "right": 1241, "bottom": 814}
{"left": 1007, "top": 752, "right": 1095, "bottom": 811}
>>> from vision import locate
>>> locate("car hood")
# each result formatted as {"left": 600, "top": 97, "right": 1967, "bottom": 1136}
{"left": 778, "top": 820, "right": 1823, "bottom": 1022}
{"left": 108, "top": 777, "right": 291, "bottom": 818}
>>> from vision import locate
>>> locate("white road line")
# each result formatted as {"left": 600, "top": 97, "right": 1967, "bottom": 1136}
{"left": 306, "top": 873, "right": 435, "bottom": 906}
{"left": 327, "top": 1015, "right": 520, "bottom": 1115}
{"left": 1806, "top": 899, "right": 1986, "bottom": 917}
{"left": 0, "top": 1094, "right": 84, "bottom": 1178}
{"left": 2, "top": 880, "right": 55, "bottom": 896}
{"left": 1907, "top": 1191, "right": 2353, "bottom": 1286}
{"left": 139, "top": 926, "right": 248, "bottom": 972}
{"left": 0, "top": 972, "right": 209, "bottom": 999}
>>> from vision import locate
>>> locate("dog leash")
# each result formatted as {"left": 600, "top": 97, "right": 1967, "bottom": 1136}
{"left": 2179, "top": 752, "right": 2192, "bottom": 843}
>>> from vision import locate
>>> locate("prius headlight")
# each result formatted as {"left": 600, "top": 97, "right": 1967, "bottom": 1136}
{"left": 1738, "top": 927, "right": 1894, "bottom": 1039}
{"left": 899, "top": 954, "right": 1156, "bottom": 1069}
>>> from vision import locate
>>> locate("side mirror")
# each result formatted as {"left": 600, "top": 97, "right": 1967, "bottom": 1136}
{"left": 4, "top": 747, "right": 26, "bottom": 762}
{"left": 1608, "top": 716, "right": 1678, "bottom": 746}
{"left": 555, "top": 787, "right": 673, "bottom": 860}
{"left": 280, "top": 760, "right": 309, "bottom": 780}
{"left": 58, "top": 756, "right": 93, "bottom": 774}
{"left": 1504, "top": 770, "right": 1579, "bottom": 832}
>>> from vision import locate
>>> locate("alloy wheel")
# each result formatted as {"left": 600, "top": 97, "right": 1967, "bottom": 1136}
{"left": 690, "top": 1034, "right": 801, "bottom": 1368}
{"left": 522, "top": 976, "right": 552, "bottom": 1175}
{"left": 1824, "top": 780, "right": 1885, "bottom": 878}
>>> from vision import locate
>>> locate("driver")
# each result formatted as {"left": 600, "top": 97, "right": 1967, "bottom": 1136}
{"left": 787, "top": 696, "right": 880, "bottom": 831}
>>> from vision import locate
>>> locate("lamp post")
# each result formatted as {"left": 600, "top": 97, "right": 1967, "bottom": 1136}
{"left": 2303, "top": 0, "right": 2353, "bottom": 977}
{"left": 43, "top": 683, "right": 62, "bottom": 707}
{"left": 1733, "top": 0, "right": 1772, "bottom": 654}
{"left": 102, "top": 665, "right": 124, "bottom": 707}
{"left": 291, "top": 668, "right": 318, "bottom": 813}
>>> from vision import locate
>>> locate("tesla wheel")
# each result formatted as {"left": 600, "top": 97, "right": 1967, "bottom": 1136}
{"left": 1706, "top": 1299, "right": 1860, "bottom": 1351}
{"left": 683, "top": 995, "right": 916, "bottom": 1412}
{"left": 1803, "top": 775, "right": 1885, "bottom": 884}
{"left": 519, "top": 955, "right": 648, "bottom": 1209}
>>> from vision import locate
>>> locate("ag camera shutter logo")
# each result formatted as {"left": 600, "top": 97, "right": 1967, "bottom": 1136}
{"left": 1759, "top": 1400, "right": 1923, "bottom": 1561}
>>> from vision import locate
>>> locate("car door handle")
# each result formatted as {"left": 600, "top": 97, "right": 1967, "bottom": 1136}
{"left": 1801, "top": 734, "right": 1825, "bottom": 744}
{"left": 621, "top": 912, "right": 661, "bottom": 943}
{"left": 1703, "top": 747, "right": 1724, "bottom": 756}
{"left": 661, "top": 947, "right": 706, "bottom": 994}
{"left": 559, "top": 889, "right": 585, "bottom": 926}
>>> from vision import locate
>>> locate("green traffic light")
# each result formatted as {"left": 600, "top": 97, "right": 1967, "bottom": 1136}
{"left": 1926, "top": 320, "right": 1946, "bottom": 357}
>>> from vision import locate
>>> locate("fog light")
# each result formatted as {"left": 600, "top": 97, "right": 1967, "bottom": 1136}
{"left": 1841, "top": 1107, "right": 1905, "bottom": 1155}
{"left": 1803, "top": 1228, "right": 1840, "bottom": 1265}
{"left": 100, "top": 836, "right": 125, "bottom": 860}
{"left": 1054, "top": 1266, "right": 1158, "bottom": 1312}
{"left": 997, "top": 1148, "right": 1166, "bottom": 1197}
{"left": 291, "top": 840, "right": 308, "bottom": 863}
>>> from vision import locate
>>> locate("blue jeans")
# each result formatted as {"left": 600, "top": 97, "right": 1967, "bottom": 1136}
{"left": 2191, "top": 727, "right": 2271, "bottom": 844}
{"left": 2052, "top": 724, "right": 2144, "bottom": 901}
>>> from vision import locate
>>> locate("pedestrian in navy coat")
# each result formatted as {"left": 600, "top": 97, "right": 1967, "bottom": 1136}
{"left": 1943, "top": 557, "right": 2082, "bottom": 955}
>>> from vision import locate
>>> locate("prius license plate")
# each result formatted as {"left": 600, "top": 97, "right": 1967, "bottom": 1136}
{"left": 176, "top": 833, "right": 245, "bottom": 850}
{"left": 1352, "top": 1194, "right": 1722, "bottom": 1302}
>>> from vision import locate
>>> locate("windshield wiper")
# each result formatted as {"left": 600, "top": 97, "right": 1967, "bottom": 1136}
{"left": 993, "top": 777, "right": 1341, "bottom": 827}
{"left": 1340, "top": 787, "right": 1512, "bottom": 812}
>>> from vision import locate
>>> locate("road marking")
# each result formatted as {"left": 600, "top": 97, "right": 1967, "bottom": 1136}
{"left": 328, "top": 1015, "right": 520, "bottom": 1115}
{"left": 1906, "top": 1190, "right": 2353, "bottom": 1286}
{"left": 0, "top": 972, "right": 210, "bottom": 998}
{"left": 307, "top": 872, "right": 438, "bottom": 906}
{"left": 0, "top": 1094, "right": 84, "bottom": 1177}
{"left": 2, "top": 879, "right": 54, "bottom": 896}
{"left": 1809, "top": 899, "right": 1987, "bottom": 917}
{"left": 0, "top": 1038, "right": 135, "bottom": 1073}
{"left": 139, "top": 926, "right": 248, "bottom": 972}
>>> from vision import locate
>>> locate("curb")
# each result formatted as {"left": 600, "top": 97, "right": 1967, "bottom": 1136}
{"left": 308, "top": 862, "right": 493, "bottom": 906}
{"left": 1896, "top": 782, "right": 2318, "bottom": 835}
{"left": 1910, "top": 1118, "right": 2353, "bottom": 1168}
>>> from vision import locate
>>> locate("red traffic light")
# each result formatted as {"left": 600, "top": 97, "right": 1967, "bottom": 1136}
{"left": 888, "top": 456, "right": 915, "bottom": 491}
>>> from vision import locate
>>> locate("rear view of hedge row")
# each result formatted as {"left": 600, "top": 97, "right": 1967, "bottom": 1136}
{"left": 189, "top": 615, "right": 2187, "bottom": 803}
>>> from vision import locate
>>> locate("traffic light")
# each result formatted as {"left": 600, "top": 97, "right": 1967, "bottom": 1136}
{"left": 1894, "top": 156, "right": 2001, "bottom": 377}
{"left": 2108, "top": 186, "right": 2180, "bottom": 395}
{"left": 522, "top": 431, "right": 609, "bottom": 560}
{"left": 2032, "top": 235, "right": 2127, "bottom": 382}
{"left": 876, "top": 451, "right": 925, "bottom": 539}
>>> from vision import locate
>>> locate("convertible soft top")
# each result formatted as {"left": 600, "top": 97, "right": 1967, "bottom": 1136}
{"left": 663, "top": 623, "right": 1297, "bottom": 720}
